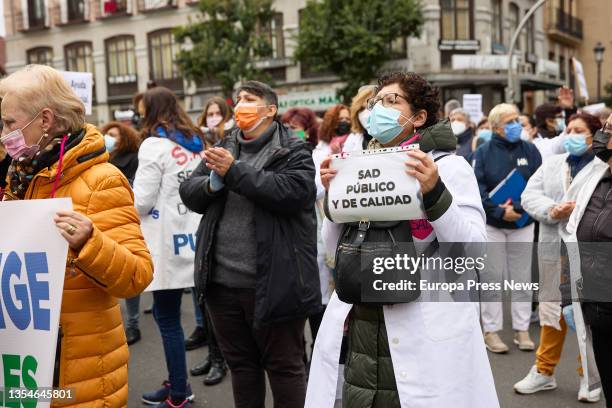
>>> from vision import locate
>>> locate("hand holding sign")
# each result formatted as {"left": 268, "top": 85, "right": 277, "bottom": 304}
{"left": 54, "top": 210, "right": 93, "bottom": 251}
{"left": 404, "top": 149, "right": 440, "bottom": 194}
{"left": 320, "top": 156, "right": 337, "bottom": 191}
{"left": 327, "top": 146, "right": 425, "bottom": 223}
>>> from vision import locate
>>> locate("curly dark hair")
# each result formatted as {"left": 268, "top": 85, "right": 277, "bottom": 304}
{"left": 319, "top": 104, "right": 349, "bottom": 144}
{"left": 100, "top": 121, "right": 142, "bottom": 160}
{"left": 375, "top": 72, "right": 441, "bottom": 129}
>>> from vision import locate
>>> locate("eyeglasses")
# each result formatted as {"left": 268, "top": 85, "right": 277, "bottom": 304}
{"left": 366, "top": 93, "right": 409, "bottom": 111}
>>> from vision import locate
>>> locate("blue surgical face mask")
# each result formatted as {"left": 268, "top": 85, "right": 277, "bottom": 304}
{"left": 564, "top": 133, "right": 589, "bottom": 156}
{"left": 367, "top": 104, "right": 416, "bottom": 145}
{"left": 504, "top": 121, "right": 522, "bottom": 143}
{"left": 477, "top": 129, "right": 493, "bottom": 142}
{"left": 104, "top": 134, "right": 117, "bottom": 153}
{"left": 555, "top": 118, "right": 566, "bottom": 134}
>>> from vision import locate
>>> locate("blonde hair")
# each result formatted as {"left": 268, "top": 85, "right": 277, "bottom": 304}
{"left": 0, "top": 65, "right": 85, "bottom": 134}
{"left": 488, "top": 103, "right": 518, "bottom": 130}
{"left": 350, "top": 85, "right": 376, "bottom": 134}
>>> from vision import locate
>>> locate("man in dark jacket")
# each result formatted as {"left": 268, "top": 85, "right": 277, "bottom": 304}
{"left": 472, "top": 103, "right": 542, "bottom": 355}
{"left": 179, "top": 81, "right": 320, "bottom": 408}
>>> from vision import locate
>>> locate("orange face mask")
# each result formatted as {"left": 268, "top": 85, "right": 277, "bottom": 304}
{"left": 235, "top": 103, "right": 267, "bottom": 132}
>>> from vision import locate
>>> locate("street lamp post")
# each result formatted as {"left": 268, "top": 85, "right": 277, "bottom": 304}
{"left": 506, "top": 0, "right": 549, "bottom": 104}
{"left": 594, "top": 42, "right": 606, "bottom": 102}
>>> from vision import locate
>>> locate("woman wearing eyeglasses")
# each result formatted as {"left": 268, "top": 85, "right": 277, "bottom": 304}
{"left": 305, "top": 72, "right": 498, "bottom": 408}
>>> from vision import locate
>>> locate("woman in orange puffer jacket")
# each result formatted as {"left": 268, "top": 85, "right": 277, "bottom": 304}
{"left": 0, "top": 65, "right": 153, "bottom": 407}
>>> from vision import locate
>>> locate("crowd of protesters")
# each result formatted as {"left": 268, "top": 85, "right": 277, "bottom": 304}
{"left": 1, "top": 63, "right": 612, "bottom": 408}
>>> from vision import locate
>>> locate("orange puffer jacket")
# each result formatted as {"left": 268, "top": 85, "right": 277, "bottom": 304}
{"left": 4, "top": 124, "right": 153, "bottom": 407}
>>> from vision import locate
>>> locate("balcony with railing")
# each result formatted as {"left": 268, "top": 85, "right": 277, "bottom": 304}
{"left": 137, "top": 0, "right": 176, "bottom": 13}
{"left": 101, "top": 0, "right": 130, "bottom": 18}
{"left": 548, "top": 7, "right": 583, "bottom": 45}
{"left": 67, "top": 0, "right": 87, "bottom": 22}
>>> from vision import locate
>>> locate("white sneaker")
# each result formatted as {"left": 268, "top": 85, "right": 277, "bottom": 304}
{"left": 578, "top": 376, "right": 601, "bottom": 402}
{"left": 513, "top": 365, "right": 557, "bottom": 394}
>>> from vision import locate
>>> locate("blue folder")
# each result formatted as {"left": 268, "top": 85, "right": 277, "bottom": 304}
{"left": 488, "top": 169, "right": 530, "bottom": 228}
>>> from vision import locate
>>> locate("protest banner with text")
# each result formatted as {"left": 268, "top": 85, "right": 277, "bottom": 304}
{"left": 327, "top": 146, "right": 425, "bottom": 223}
{"left": 0, "top": 199, "right": 71, "bottom": 407}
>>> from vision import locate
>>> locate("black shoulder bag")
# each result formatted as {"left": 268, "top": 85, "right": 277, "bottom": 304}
{"left": 331, "top": 153, "right": 450, "bottom": 305}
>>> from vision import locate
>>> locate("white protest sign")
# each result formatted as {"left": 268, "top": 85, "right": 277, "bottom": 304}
{"left": 462, "top": 94, "right": 483, "bottom": 125}
{"left": 60, "top": 71, "right": 93, "bottom": 115}
{"left": 327, "top": 146, "right": 425, "bottom": 223}
{"left": 0, "top": 198, "right": 71, "bottom": 407}
{"left": 582, "top": 103, "right": 606, "bottom": 115}
{"left": 572, "top": 58, "right": 589, "bottom": 101}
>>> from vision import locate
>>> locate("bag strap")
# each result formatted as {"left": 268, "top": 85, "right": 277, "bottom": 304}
{"left": 423, "top": 238, "right": 439, "bottom": 258}
{"left": 433, "top": 153, "right": 451, "bottom": 162}
{"left": 353, "top": 221, "right": 370, "bottom": 245}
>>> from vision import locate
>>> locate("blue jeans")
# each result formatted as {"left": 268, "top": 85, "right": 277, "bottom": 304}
{"left": 125, "top": 295, "right": 140, "bottom": 330}
{"left": 192, "top": 289, "right": 203, "bottom": 328}
{"left": 153, "top": 289, "right": 188, "bottom": 400}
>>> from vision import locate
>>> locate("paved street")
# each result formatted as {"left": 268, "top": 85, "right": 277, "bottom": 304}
{"left": 125, "top": 291, "right": 606, "bottom": 408}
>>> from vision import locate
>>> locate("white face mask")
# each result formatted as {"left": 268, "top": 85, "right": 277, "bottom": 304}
{"left": 451, "top": 121, "right": 467, "bottom": 136}
{"left": 520, "top": 129, "right": 532, "bottom": 141}
{"left": 358, "top": 109, "right": 371, "bottom": 131}
{"left": 206, "top": 115, "right": 223, "bottom": 129}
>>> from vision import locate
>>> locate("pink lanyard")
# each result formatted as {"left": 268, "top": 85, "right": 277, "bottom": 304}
{"left": 50, "top": 134, "right": 69, "bottom": 199}
{"left": 400, "top": 131, "right": 421, "bottom": 147}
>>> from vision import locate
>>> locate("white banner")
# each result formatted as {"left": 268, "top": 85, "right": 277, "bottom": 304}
{"left": 60, "top": 71, "right": 93, "bottom": 115}
{"left": 0, "top": 198, "right": 71, "bottom": 407}
{"left": 582, "top": 103, "right": 606, "bottom": 115}
{"left": 452, "top": 54, "right": 520, "bottom": 71}
{"left": 327, "top": 146, "right": 425, "bottom": 223}
{"left": 462, "top": 94, "right": 483, "bottom": 125}
{"left": 572, "top": 58, "right": 589, "bottom": 101}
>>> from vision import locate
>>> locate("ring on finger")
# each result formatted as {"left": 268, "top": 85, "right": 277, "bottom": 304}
{"left": 66, "top": 224, "right": 77, "bottom": 236}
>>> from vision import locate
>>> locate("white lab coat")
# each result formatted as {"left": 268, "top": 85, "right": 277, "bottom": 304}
{"left": 521, "top": 153, "right": 598, "bottom": 328}
{"left": 342, "top": 132, "right": 365, "bottom": 152}
{"left": 312, "top": 140, "right": 334, "bottom": 303}
{"left": 532, "top": 132, "right": 568, "bottom": 160}
{"left": 312, "top": 141, "right": 332, "bottom": 200}
{"left": 133, "top": 137, "right": 204, "bottom": 292}
{"left": 561, "top": 157, "right": 609, "bottom": 393}
{"left": 305, "top": 153, "right": 500, "bottom": 408}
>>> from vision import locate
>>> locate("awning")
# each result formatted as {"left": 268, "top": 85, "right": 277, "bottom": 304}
{"left": 425, "top": 73, "right": 564, "bottom": 91}
{"left": 520, "top": 75, "right": 565, "bottom": 91}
